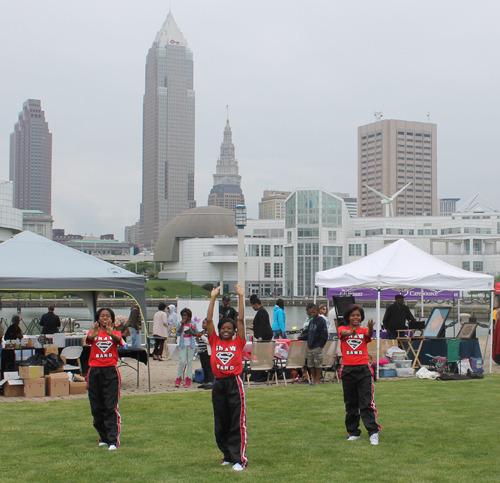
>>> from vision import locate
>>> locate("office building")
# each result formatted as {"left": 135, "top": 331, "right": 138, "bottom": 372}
{"left": 259, "top": 190, "right": 291, "bottom": 219}
{"left": 9, "top": 99, "right": 53, "bottom": 215}
{"left": 139, "top": 12, "right": 196, "bottom": 250}
{"left": 440, "top": 198, "right": 460, "bottom": 216}
{"left": 0, "top": 180, "right": 23, "bottom": 241}
{"left": 358, "top": 119, "right": 437, "bottom": 217}
{"left": 208, "top": 119, "right": 245, "bottom": 210}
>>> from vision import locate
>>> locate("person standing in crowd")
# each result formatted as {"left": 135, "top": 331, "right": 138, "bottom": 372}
{"left": 206, "top": 284, "right": 247, "bottom": 471}
{"left": 40, "top": 305, "right": 61, "bottom": 334}
{"left": 113, "top": 315, "right": 130, "bottom": 344}
{"left": 127, "top": 303, "right": 142, "bottom": 348}
{"left": 86, "top": 308, "right": 123, "bottom": 451}
{"left": 306, "top": 305, "right": 328, "bottom": 385}
{"left": 299, "top": 303, "right": 314, "bottom": 340}
{"left": 328, "top": 304, "right": 338, "bottom": 339}
{"left": 175, "top": 308, "right": 197, "bottom": 388}
{"left": 5, "top": 315, "right": 23, "bottom": 340}
{"left": 272, "top": 299, "right": 287, "bottom": 339}
{"left": 167, "top": 304, "right": 178, "bottom": 336}
{"left": 249, "top": 295, "right": 273, "bottom": 341}
{"left": 219, "top": 295, "right": 238, "bottom": 321}
{"left": 196, "top": 318, "right": 214, "bottom": 389}
{"left": 152, "top": 303, "right": 169, "bottom": 361}
{"left": 382, "top": 295, "right": 416, "bottom": 339}
{"left": 339, "top": 304, "right": 381, "bottom": 445}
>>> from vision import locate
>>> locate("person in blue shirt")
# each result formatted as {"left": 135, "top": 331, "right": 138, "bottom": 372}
{"left": 272, "top": 299, "right": 287, "bottom": 339}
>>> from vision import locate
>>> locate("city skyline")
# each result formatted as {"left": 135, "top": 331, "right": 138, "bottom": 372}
{"left": 1, "top": 1, "right": 499, "bottom": 239}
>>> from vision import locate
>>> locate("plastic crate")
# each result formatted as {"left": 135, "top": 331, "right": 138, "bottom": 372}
{"left": 396, "top": 367, "right": 415, "bottom": 378}
{"left": 395, "top": 360, "right": 412, "bottom": 368}
{"left": 379, "top": 368, "right": 397, "bottom": 377}
{"left": 194, "top": 369, "right": 204, "bottom": 383}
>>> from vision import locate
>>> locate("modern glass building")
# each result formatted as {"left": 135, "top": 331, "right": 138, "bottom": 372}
{"left": 139, "top": 12, "right": 196, "bottom": 249}
{"left": 285, "top": 189, "right": 345, "bottom": 296}
{"left": 9, "top": 99, "right": 52, "bottom": 215}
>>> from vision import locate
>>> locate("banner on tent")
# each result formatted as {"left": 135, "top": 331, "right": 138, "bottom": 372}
{"left": 327, "top": 287, "right": 459, "bottom": 300}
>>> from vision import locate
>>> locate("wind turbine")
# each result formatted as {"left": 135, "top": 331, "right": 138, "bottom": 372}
{"left": 364, "top": 182, "right": 413, "bottom": 217}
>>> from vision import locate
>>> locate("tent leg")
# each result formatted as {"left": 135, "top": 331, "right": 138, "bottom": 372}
{"left": 147, "top": 337, "right": 151, "bottom": 391}
{"left": 489, "top": 291, "right": 494, "bottom": 374}
{"left": 376, "top": 289, "right": 381, "bottom": 380}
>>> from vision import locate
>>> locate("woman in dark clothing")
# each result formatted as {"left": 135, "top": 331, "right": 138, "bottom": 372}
{"left": 5, "top": 315, "right": 23, "bottom": 340}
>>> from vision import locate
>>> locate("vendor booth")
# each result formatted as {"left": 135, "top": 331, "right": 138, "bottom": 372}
{"left": 315, "top": 239, "right": 494, "bottom": 375}
{"left": 0, "top": 231, "right": 151, "bottom": 391}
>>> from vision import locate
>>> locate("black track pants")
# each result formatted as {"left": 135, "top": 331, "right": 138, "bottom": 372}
{"left": 199, "top": 351, "right": 214, "bottom": 383}
{"left": 340, "top": 364, "right": 381, "bottom": 437}
{"left": 212, "top": 375, "right": 248, "bottom": 467}
{"left": 87, "top": 366, "right": 121, "bottom": 446}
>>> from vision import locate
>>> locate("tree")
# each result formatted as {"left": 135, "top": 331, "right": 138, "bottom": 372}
{"left": 155, "top": 286, "right": 167, "bottom": 297}
{"left": 202, "top": 283, "right": 214, "bottom": 292}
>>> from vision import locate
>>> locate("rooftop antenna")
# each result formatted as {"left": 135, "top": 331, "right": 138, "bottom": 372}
{"left": 226, "top": 104, "right": 229, "bottom": 120}
{"left": 374, "top": 111, "right": 383, "bottom": 121}
{"left": 427, "top": 111, "right": 430, "bottom": 122}
{"left": 364, "top": 182, "right": 412, "bottom": 217}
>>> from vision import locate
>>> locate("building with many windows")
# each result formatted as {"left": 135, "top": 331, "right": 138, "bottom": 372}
{"left": 358, "top": 119, "right": 437, "bottom": 217}
{"left": 10, "top": 99, "right": 53, "bottom": 215}
{"left": 0, "top": 180, "right": 23, "bottom": 241}
{"left": 139, "top": 12, "right": 196, "bottom": 250}
{"left": 259, "top": 190, "right": 291, "bottom": 219}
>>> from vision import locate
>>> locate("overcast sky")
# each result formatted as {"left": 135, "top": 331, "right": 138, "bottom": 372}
{"left": 1, "top": 1, "right": 499, "bottom": 239}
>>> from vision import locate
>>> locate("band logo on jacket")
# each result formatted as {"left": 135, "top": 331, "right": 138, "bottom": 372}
{"left": 95, "top": 336, "right": 114, "bottom": 359}
{"left": 346, "top": 335, "right": 364, "bottom": 355}
{"left": 216, "top": 344, "right": 236, "bottom": 371}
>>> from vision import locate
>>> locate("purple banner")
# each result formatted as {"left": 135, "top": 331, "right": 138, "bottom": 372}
{"left": 327, "top": 287, "right": 459, "bottom": 301}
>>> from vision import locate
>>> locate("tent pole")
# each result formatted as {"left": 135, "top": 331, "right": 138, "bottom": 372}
{"left": 376, "top": 289, "right": 381, "bottom": 380}
{"left": 489, "top": 290, "right": 494, "bottom": 374}
{"left": 420, "top": 288, "right": 424, "bottom": 318}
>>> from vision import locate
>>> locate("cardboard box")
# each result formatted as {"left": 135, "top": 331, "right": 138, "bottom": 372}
{"left": 24, "top": 378, "right": 45, "bottom": 397}
{"left": 367, "top": 339, "right": 400, "bottom": 362}
{"left": 3, "top": 380, "right": 24, "bottom": 397}
{"left": 45, "top": 373, "right": 69, "bottom": 397}
{"left": 69, "top": 381, "right": 87, "bottom": 394}
{"left": 19, "top": 365, "right": 44, "bottom": 380}
{"left": 3, "top": 372, "right": 20, "bottom": 381}
{"left": 44, "top": 346, "right": 58, "bottom": 356}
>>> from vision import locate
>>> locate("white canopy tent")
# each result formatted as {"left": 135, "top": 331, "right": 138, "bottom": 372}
{"left": 315, "top": 238, "right": 494, "bottom": 373}
{"left": 0, "top": 231, "right": 148, "bottom": 323}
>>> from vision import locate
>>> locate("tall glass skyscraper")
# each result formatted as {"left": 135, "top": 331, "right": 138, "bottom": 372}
{"left": 9, "top": 99, "right": 52, "bottom": 215}
{"left": 140, "top": 12, "right": 196, "bottom": 249}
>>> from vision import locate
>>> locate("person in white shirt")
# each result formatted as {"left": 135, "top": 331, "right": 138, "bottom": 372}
{"left": 328, "top": 305, "right": 338, "bottom": 340}
{"left": 152, "top": 303, "right": 169, "bottom": 361}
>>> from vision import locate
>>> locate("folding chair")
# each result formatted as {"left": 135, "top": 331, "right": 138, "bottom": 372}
{"left": 446, "top": 338, "right": 461, "bottom": 373}
{"left": 61, "top": 346, "right": 83, "bottom": 374}
{"left": 320, "top": 340, "right": 338, "bottom": 383}
{"left": 246, "top": 341, "right": 276, "bottom": 387}
{"left": 280, "top": 340, "right": 308, "bottom": 386}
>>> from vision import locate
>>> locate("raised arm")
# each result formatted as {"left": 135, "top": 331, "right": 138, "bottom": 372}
{"left": 367, "top": 319, "right": 375, "bottom": 338}
{"left": 235, "top": 284, "right": 245, "bottom": 341}
{"left": 206, "top": 286, "right": 221, "bottom": 337}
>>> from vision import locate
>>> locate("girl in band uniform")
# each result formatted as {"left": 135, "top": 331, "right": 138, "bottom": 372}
{"left": 206, "top": 284, "right": 247, "bottom": 471}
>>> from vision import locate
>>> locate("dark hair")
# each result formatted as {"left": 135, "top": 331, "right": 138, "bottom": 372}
{"left": 180, "top": 308, "right": 192, "bottom": 320}
{"left": 343, "top": 304, "right": 365, "bottom": 323}
{"left": 218, "top": 317, "right": 237, "bottom": 331}
{"left": 309, "top": 304, "right": 319, "bottom": 312}
{"left": 306, "top": 302, "right": 314, "bottom": 310}
{"left": 250, "top": 295, "right": 261, "bottom": 305}
{"left": 395, "top": 294, "right": 405, "bottom": 300}
{"left": 48, "top": 305, "right": 55, "bottom": 311}
{"left": 276, "top": 299, "right": 284, "bottom": 309}
{"left": 95, "top": 308, "right": 116, "bottom": 324}
{"left": 158, "top": 302, "right": 167, "bottom": 311}
{"left": 11, "top": 315, "right": 20, "bottom": 324}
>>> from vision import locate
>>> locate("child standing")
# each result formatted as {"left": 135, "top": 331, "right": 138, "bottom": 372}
{"left": 175, "top": 308, "right": 197, "bottom": 388}
{"left": 86, "top": 308, "right": 123, "bottom": 450}
{"left": 206, "top": 285, "right": 247, "bottom": 471}
{"left": 196, "top": 318, "right": 214, "bottom": 389}
{"left": 306, "top": 305, "right": 328, "bottom": 385}
{"left": 338, "top": 304, "right": 381, "bottom": 445}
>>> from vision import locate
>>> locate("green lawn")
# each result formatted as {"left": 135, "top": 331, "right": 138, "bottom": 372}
{"left": 2, "top": 376, "right": 499, "bottom": 483}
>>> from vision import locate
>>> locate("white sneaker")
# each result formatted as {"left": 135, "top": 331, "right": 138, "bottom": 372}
{"left": 369, "top": 433, "right": 379, "bottom": 445}
{"left": 232, "top": 463, "right": 244, "bottom": 471}
{"left": 108, "top": 445, "right": 117, "bottom": 451}
{"left": 221, "top": 461, "right": 231, "bottom": 466}
{"left": 98, "top": 442, "right": 107, "bottom": 447}
{"left": 347, "top": 435, "right": 360, "bottom": 441}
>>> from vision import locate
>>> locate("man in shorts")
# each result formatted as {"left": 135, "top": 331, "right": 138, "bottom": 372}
{"left": 307, "top": 305, "right": 328, "bottom": 385}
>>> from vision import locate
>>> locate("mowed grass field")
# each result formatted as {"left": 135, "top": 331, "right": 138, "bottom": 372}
{"left": 2, "top": 376, "right": 499, "bottom": 483}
